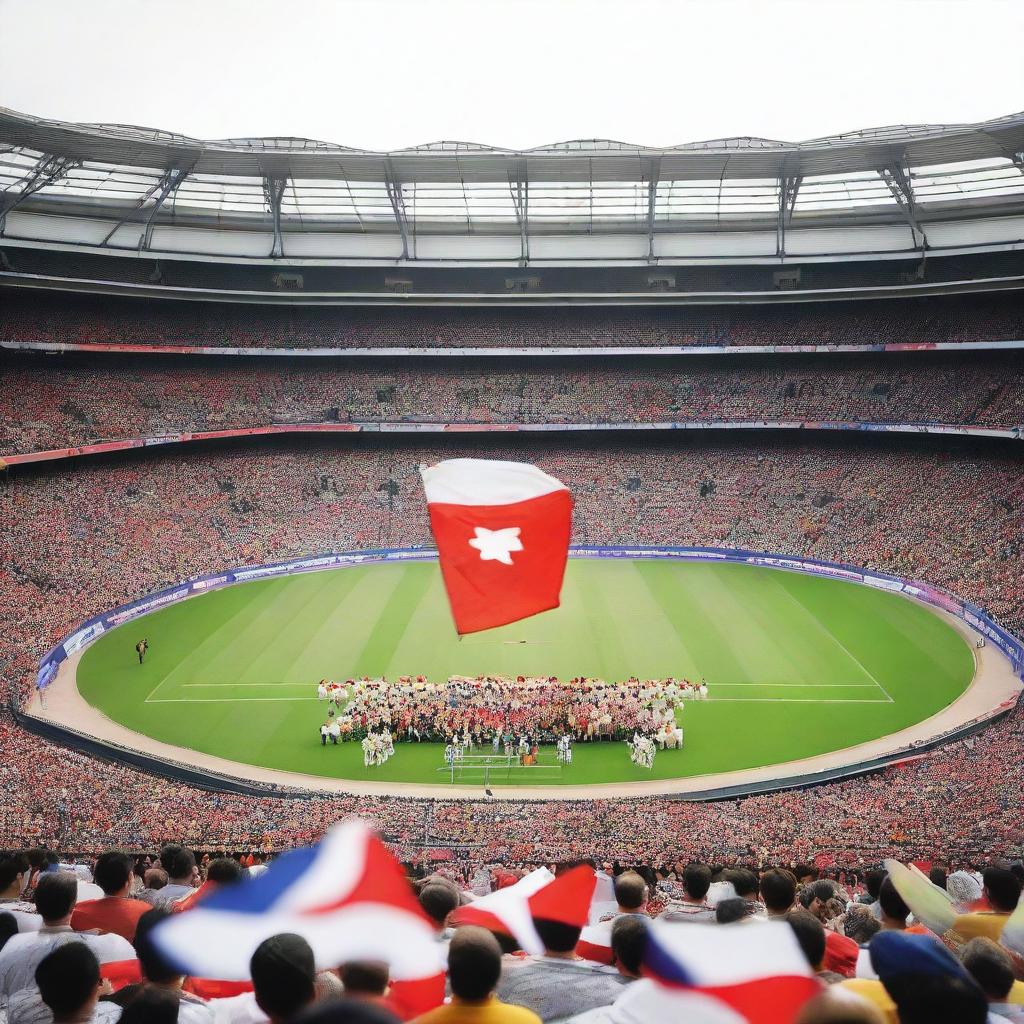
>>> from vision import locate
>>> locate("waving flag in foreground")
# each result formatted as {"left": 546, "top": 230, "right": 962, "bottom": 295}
{"left": 452, "top": 865, "right": 596, "bottom": 954}
{"left": 421, "top": 459, "right": 573, "bottom": 634}
{"left": 642, "top": 920, "right": 819, "bottom": 1024}
{"left": 151, "top": 820, "right": 444, "bottom": 982}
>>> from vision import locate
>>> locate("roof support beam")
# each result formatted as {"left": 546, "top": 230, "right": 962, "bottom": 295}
{"left": 879, "top": 158, "right": 927, "bottom": 252}
{"left": 509, "top": 160, "right": 529, "bottom": 265}
{"left": 138, "top": 167, "right": 189, "bottom": 252}
{"left": 0, "top": 154, "right": 80, "bottom": 235}
{"left": 384, "top": 161, "right": 410, "bottom": 260}
{"left": 646, "top": 157, "right": 661, "bottom": 263}
{"left": 263, "top": 175, "right": 288, "bottom": 258}
{"left": 776, "top": 173, "right": 801, "bottom": 257}
{"left": 98, "top": 166, "right": 188, "bottom": 247}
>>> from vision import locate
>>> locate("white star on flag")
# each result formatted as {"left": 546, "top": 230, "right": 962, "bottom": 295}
{"left": 468, "top": 526, "right": 523, "bottom": 565}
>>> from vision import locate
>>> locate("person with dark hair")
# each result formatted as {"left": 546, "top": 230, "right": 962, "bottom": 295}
{"left": 761, "top": 868, "right": 798, "bottom": 919}
{"left": 72, "top": 850, "right": 151, "bottom": 940}
{"left": 416, "top": 926, "right": 540, "bottom": 1023}
{"left": 0, "top": 873, "right": 134, "bottom": 1001}
{"left": 0, "top": 855, "right": 40, "bottom": 933}
{"left": 292, "top": 999, "right": 400, "bottom": 1023}
{"left": 143, "top": 846, "right": 196, "bottom": 908}
{"left": 496, "top": 879, "right": 630, "bottom": 1022}
{"left": 124, "top": 908, "right": 214, "bottom": 1022}
{"left": 787, "top": 910, "right": 845, "bottom": 982}
{"left": 170, "top": 856, "right": 244, "bottom": 913}
{"left": 608, "top": 916, "right": 647, "bottom": 980}
{"left": 954, "top": 867, "right": 1022, "bottom": 942}
{"left": 0, "top": 913, "right": 19, "bottom": 955}
{"left": 251, "top": 933, "right": 316, "bottom": 1023}
{"left": 16, "top": 941, "right": 121, "bottom": 1024}
{"left": 119, "top": 986, "right": 182, "bottom": 1024}
{"left": 658, "top": 863, "right": 714, "bottom": 923}
{"left": 928, "top": 866, "right": 948, "bottom": 891}
{"left": 876, "top": 878, "right": 909, "bottom": 932}
{"left": 136, "top": 638, "right": 149, "bottom": 664}
{"left": 716, "top": 898, "right": 755, "bottom": 925}
{"left": 859, "top": 869, "right": 886, "bottom": 921}
{"left": 418, "top": 881, "right": 460, "bottom": 934}
{"left": 960, "top": 936, "right": 1023, "bottom": 1020}
{"left": 340, "top": 960, "right": 390, "bottom": 1005}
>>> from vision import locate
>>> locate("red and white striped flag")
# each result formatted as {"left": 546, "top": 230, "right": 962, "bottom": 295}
{"left": 420, "top": 458, "right": 573, "bottom": 634}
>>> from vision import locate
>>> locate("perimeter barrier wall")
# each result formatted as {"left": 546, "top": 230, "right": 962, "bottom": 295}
{"left": 36, "top": 545, "right": 1024, "bottom": 692}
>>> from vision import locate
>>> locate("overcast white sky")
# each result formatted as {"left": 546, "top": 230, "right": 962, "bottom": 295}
{"left": 1, "top": 0, "right": 1021, "bottom": 151}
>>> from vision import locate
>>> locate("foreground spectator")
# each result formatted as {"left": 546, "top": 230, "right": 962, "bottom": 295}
{"left": 0, "top": 874, "right": 134, "bottom": 1001}
{"left": 7, "top": 941, "right": 120, "bottom": 1024}
{"left": 71, "top": 850, "right": 150, "bottom": 941}
{"left": 415, "top": 926, "right": 540, "bottom": 1023}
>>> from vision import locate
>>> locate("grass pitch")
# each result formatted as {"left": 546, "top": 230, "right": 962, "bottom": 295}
{"left": 76, "top": 559, "right": 974, "bottom": 786}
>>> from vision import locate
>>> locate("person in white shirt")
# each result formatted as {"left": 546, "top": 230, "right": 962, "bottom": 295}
{"left": 7, "top": 941, "right": 122, "bottom": 1024}
{"left": 0, "top": 856, "right": 41, "bottom": 934}
{"left": 0, "top": 873, "right": 135, "bottom": 1003}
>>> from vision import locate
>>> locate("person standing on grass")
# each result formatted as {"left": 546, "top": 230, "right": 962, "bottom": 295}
{"left": 135, "top": 639, "right": 149, "bottom": 665}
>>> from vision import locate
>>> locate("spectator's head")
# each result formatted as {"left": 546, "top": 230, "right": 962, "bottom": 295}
{"left": 877, "top": 877, "right": 909, "bottom": 929}
{"left": 761, "top": 868, "right": 797, "bottom": 915}
{"left": 795, "top": 987, "right": 886, "bottom": 1024}
{"left": 447, "top": 926, "right": 502, "bottom": 1002}
{"left": 251, "top": 933, "right": 317, "bottom": 1023}
{"left": 716, "top": 898, "right": 754, "bottom": 925}
{"left": 134, "top": 908, "right": 183, "bottom": 984}
{"left": 788, "top": 910, "right": 827, "bottom": 971}
{"left": 94, "top": 850, "right": 134, "bottom": 897}
{"left": 870, "top": 930, "right": 987, "bottom": 1024}
{"left": 34, "top": 872, "right": 77, "bottom": 925}
{"left": 159, "top": 845, "right": 195, "bottom": 884}
{"left": 339, "top": 961, "right": 389, "bottom": 999}
{"left": 118, "top": 987, "right": 181, "bottom": 1024}
{"left": 982, "top": 867, "right": 1021, "bottom": 913}
{"left": 610, "top": 914, "right": 648, "bottom": 978}
{"left": 35, "top": 941, "right": 102, "bottom": 1023}
{"left": 683, "top": 863, "right": 712, "bottom": 902}
{"left": 864, "top": 869, "right": 886, "bottom": 903}
{"left": 613, "top": 871, "right": 647, "bottom": 912}
{"left": 928, "top": 867, "right": 948, "bottom": 891}
{"left": 206, "top": 857, "right": 244, "bottom": 885}
{"left": 960, "top": 937, "right": 1015, "bottom": 1002}
{"left": 0, "top": 854, "right": 30, "bottom": 897}
{"left": 417, "top": 882, "right": 459, "bottom": 930}
{"left": 947, "top": 870, "right": 983, "bottom": 908}
{"left": 728, "top": 868, "right": 759, "bottom": 901}
{"left": 0, "top": 912, "right": 18, "bottom": 953}
{"left": 534, "top": 917, "right": 582, "bottom": 953}
{"left": 145, "top": 867, "right": 168, "bottom": 891}
{"left": 843, "top": 905, "right": 881, "bottom": 946}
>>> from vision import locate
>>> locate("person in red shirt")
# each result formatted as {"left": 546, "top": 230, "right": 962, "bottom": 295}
{"left": 71, "top": 850, "right": 150, "bottom": 942}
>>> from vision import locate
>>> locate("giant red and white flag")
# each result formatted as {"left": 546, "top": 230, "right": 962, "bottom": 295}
{"left": 420, "top": 459, "right": 573, "bottom": 634}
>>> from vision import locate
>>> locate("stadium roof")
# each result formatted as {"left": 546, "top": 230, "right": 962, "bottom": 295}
{"left": 2, "top": 105, "right": 1024, "bottom": 266}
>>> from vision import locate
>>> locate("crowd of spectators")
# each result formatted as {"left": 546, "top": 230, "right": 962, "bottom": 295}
{"left": 1, "top": 437, "right": 1022, "bottom": 870}
{"left": 0, "top": 830, "right": 1021, "bottom": 1022}
{"left": 3, "top": 288, "right": 1024, "bottom": 350}
{"left": 3, "top": 353, "right": 1024, "bottom": 456}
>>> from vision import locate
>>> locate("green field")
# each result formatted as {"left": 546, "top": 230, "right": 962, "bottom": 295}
{"left": 76, "top": 559, "right": 974, "bottom": 787}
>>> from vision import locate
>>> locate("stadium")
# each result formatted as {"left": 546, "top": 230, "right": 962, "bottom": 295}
{"left": 2, "top": 8, "right": 1024, "bottom": 1017}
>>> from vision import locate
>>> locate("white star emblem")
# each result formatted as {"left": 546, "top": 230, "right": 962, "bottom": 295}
{"left": 468, "top": 526, "right": 523, "bottom": 566}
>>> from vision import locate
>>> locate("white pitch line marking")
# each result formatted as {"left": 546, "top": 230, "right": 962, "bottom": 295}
{"left": 144, "top": 696, "right": 319, "bottom": 704}
{"left": 706, "top": 697, "right": 891, "bottom": 704}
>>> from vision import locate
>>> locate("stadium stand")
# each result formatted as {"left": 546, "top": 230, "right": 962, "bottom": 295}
{"left": 3, "top": 288, "right": 1024, "bottom": 351}
{"left": 2, "top": 352, "right": 1024, "bottom": 456}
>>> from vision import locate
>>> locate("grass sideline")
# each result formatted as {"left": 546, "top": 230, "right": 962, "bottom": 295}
{"left": 76, "top": 559, "right": 973, "bottom": 786}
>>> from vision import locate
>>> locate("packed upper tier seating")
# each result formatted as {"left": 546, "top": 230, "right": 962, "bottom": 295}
{"left": 3, "top": 353, "right": 1024, "bottom": 456}
{"left": 3, "top": 288, "right": 1024, "bottom": 349}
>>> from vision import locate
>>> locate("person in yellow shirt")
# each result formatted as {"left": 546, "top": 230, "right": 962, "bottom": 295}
{"left": 414, "top": 927, "right": 541, "bottom": 1024}
{"left": 954, "top": 867, "right": 1021, "bottom": 943}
